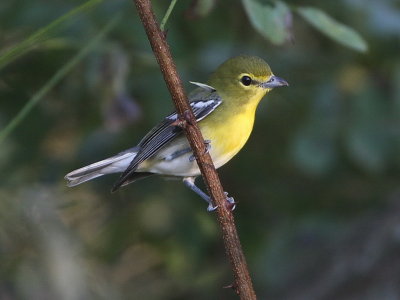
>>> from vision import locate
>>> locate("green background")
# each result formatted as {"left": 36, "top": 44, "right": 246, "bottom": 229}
{"left": 1, "top": 0, "right": 400, "bottom": 299}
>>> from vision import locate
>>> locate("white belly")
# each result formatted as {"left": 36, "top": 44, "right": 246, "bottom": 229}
{"left": 137, "top": 137, "right": 200, "bottom": 176}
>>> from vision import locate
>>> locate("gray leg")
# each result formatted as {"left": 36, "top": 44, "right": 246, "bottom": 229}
{"left": 163, "top": 148, "right": 192, "bottom": 161}
{"left": 182, "top": 177, "right": 236, "bottom": 211}
{"left": 183, "top": 177, "right": 217, "bottom": 211}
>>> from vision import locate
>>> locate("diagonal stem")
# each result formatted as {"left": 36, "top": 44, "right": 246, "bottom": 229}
{"left": 132, "top": 0, "right": 257, "bottom": 299}
{"left": 160, "top": 0, "right": 178, "bottom": 31}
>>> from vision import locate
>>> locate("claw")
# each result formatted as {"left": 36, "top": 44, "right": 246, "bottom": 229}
{"left": 207, "top": 204, "right": 219, "bottom": 212}
{"left": 183, "top": 177, "right": 217, "bottom": 212}
{"left": 170, "top": 110, "right": 194, "bottom": 129}
{"left": 182, "top": 110, "right": 194, "bottom": 126}
{"left": 204, "top": 139, "right": 211, "bottom": 154}
{"left": 169, "top": 116, "right": 186, "bottom": 128}
{"left": 224, "top": 192, "right": 236, "bottom": 211}
{"left": 188, "top": 139, "right": 212, "bottom": 162}
{"left": 223, "top": 282, "right": 237, "bottom": 290}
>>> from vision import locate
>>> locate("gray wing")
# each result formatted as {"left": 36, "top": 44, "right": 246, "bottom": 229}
{"left": 111, "top": 95, "right": 221, "bottom": 191}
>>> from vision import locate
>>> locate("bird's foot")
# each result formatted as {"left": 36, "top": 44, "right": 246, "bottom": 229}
{"left": 204, "top": 139, "right": 211, "bottom": 154}
{"left": 189, "top": 139, "right": 212, "bottom": 162}
{"left": 169, "top": 110, "right": 194, "bottom": 129}
{"left": 207, "top": 203, "right": 219, "bottom": 212}
{"left": 182, "top": 110, "right": 194, "bottom": 126}
{"left": 206, "top": 192, "right": 236, "bottom": 212}
{"left": 224, "top": 192, "right": 236, "bottom": 211}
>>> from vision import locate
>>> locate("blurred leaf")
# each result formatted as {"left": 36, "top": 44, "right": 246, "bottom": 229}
{"left": 242, "top": 0, "right": 292, "bottom": 45}
{"left": 0, "top": 0, "right": 104, "bottom": 70}
{"left": 0, "top": 15, "right": 120, "bottom": 144}
{"left": 185, "top": 0, "right": 217, "bottom": 19}
{"left": 297, "top": 6, "right": 368, "bottom": 52}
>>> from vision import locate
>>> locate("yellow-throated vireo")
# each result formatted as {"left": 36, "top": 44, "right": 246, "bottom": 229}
{"left": 65, "top": 55, "right": 288, "bottom": 211}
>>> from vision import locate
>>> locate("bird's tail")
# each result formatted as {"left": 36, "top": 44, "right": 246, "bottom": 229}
{"left": 65, "top": 148, "right": 138, "bottom": 187}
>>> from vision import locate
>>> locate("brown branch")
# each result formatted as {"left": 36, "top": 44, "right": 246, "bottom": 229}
{"left": 133, "top": 0, "right": 257, "bottom": 299}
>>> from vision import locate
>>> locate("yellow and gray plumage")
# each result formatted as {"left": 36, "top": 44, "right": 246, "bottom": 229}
{"left": 65, "top": 55, "right": 288, "bottom": 210}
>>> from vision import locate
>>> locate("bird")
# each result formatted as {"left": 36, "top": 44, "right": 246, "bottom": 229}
{"left": 65, "top": 55, "right": 288, "bottom": 211}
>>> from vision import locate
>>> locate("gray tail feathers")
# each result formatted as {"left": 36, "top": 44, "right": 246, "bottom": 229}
{"left": 65, "top": 148, "right": 138, "bottom": 187}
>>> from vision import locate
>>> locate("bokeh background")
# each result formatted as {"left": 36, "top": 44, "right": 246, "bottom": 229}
{"left": 1, "top": 0, "right": 400, "bottom": 299}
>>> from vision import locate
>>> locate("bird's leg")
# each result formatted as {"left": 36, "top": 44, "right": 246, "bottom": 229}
{"left": 183, "top": 177, "right": 217, "bottom": 211}
{"left": 163, "top": 148, "right": 192, "bottom": 161}
{"left": 182, "top": 177, "right": 236, "bottom": 211}
{"left": 189, "top": 140, "right": 211, "bottom": 162}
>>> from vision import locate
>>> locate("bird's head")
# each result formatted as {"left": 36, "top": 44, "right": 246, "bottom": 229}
{"left": 208, "top": 55, "right": 288, "bottom": 105}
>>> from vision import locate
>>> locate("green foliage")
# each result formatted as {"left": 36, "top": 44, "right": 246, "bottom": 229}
{"left": 242, "top": 0, "right": 291, "bottom": 45}
{"left": 0, "top": 0, "right": 104, "bottom": 70}
{"left": 0, "top": 0, "right": 399, "bottom": 299}
{"left": 0, "top": 15, "right": 120, "bottom": 144}
{"left": 297, "top": 6, "right": 368, "bottom": 52}
{"left": 242, "top": 0, "right": 367, "bottom": 52}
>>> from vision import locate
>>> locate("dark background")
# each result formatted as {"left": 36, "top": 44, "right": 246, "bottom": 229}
{"left": 1, "top": 0, "right": 400, "bottom": 299}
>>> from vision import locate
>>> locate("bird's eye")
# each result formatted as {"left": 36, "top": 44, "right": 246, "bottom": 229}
{"left": 240, "top": 75, "right": 252, "bottom": 86}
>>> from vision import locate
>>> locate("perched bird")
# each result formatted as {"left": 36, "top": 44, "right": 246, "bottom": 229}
{"left": 65, "top": 55, "right": 288, "bottom": 210}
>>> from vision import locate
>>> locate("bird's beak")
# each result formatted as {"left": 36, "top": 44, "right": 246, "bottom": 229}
{"left": 261, "top": 75, "right": 289, "bottom": 89}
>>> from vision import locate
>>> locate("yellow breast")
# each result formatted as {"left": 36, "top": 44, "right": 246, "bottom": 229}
{"left": 200, "top": 107, "right": 256, "bottom": 169}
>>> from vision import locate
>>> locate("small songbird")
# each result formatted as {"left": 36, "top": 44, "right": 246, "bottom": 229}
{"left": 65, "top": 55, "right": 288, "bottom": 210}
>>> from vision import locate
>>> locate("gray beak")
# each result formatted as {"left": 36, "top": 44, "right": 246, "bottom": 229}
{"left": 261, "top": 75, "right": 289, "bottom": 89}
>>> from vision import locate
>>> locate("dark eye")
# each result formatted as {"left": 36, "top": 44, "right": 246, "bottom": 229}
{"left": 240, "top": 75, "right": 252, "bottom": 86}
